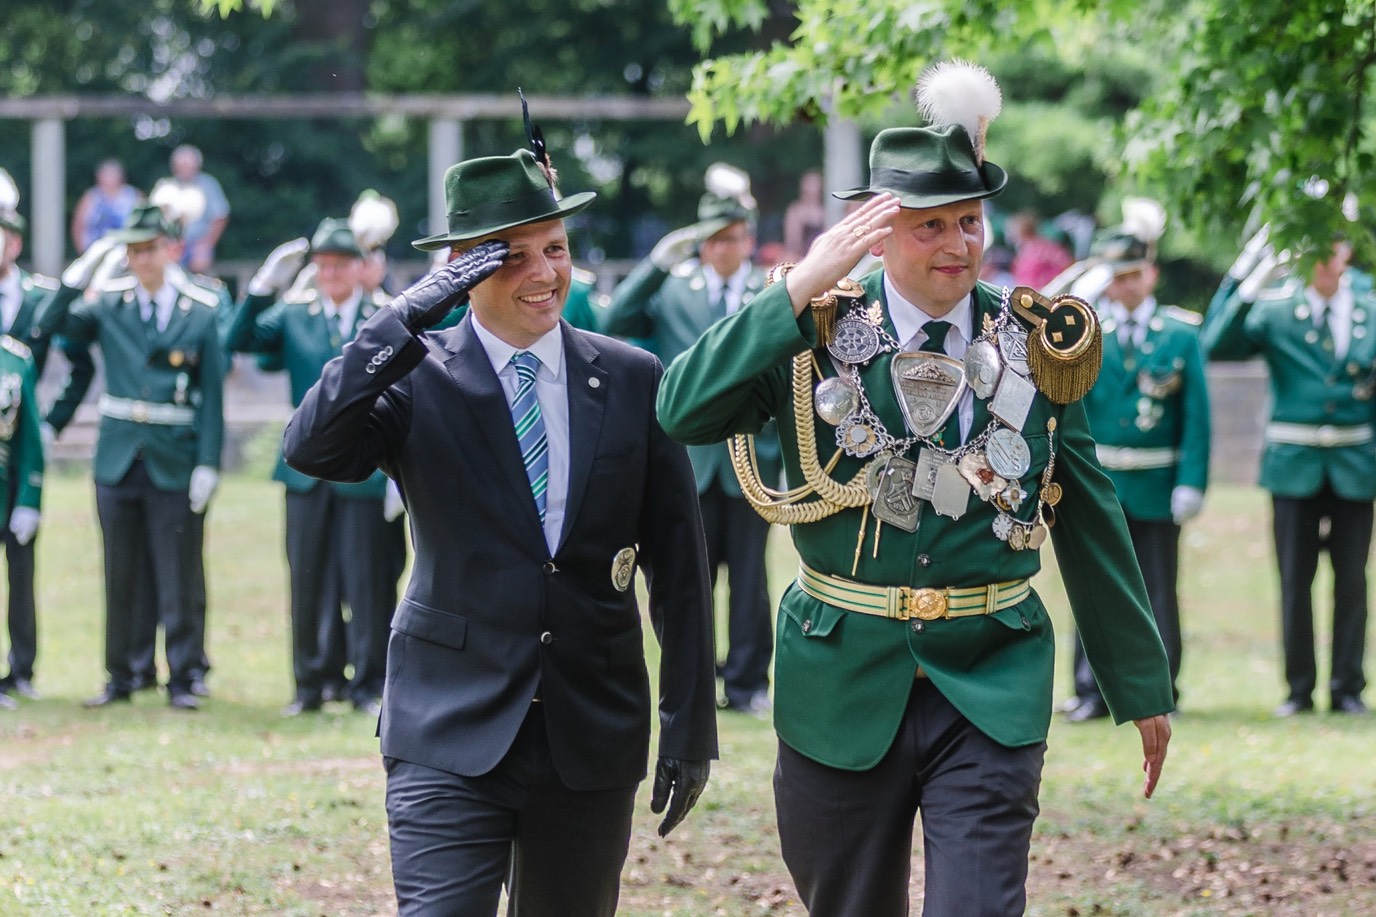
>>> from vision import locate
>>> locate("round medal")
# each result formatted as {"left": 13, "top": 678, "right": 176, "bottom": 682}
{"left": 1042, "top": 482, "right": 1063, "bottom": 506}
{"left": 1027, "top": 524, "right": 1048, "bottom": 549}
{"left": 963, "top": 339, "right": 1003, "bottom": 398}
{"left": 986, "top": 428, "right": 1032, "bottom": 479}
{"left": 991, "top": 514, "right": 1013, "bottom": 542}
{"left": 836, "top": 416, "right": 882, "bottom": 457}
{"left": 828, "top": 318, "right": 882, "bottom": 365}
{"left": 814, "top": 376, "right": 860, "bottom": 425}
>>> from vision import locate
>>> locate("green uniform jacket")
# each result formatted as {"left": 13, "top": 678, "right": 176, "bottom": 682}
{"left": 606, "top": 257, "right": 782, "bottom": 495}
{"left": 1202, "top": 272, "right": 1376, "bottom": 500}
{"left": 1085, "top": 304, "right": 1211, "bottom": 521}
{"left": 225, "top": 287, "right": 389, "bottom": 499}
{"left": 0, "top": 337, "right": 45, "bottom": 518}
{"left": 658, "top": 275, "right": 1173, "bottom": 768}
{"left": 6, "top": 269, "right": 61, "bottom": 374}
{"left": 38, "top": 278, "right": 225, "bottom": 490}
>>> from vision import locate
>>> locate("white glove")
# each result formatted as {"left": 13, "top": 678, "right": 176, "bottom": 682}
{"left": 1171, "top": 485, "right": 1205, "bottom": 525}
{"left": 61, "top": 235, "right": 121, "bottom": 289}
{"left": 650, "top": 224, "right": 704, "bottom": 270}
{"left": 188, "top": 466, "right": 220, "bottom": 515}
{"left": 1227, "top": 225, "right": 1272, "bottom": 280}
{"left": 247, "top": 237, "right": 310, "bottom": 297}
{"left": 283, "top": 262, "right": 318, "bottom": 302}
{"left": 1236, "top": 250, "right": 1287, "bottom": 303}
{"left": 8, "top": 507, "right": 39, "bottom": 546}
{"left": 87, "top": 243, "right": 128, "bottom": 295}
{"left": 383, "top": 479, "right": 405, "bottom": 522}
{"left": 1067, "top": 262, "right": 1114, "bottom": 302}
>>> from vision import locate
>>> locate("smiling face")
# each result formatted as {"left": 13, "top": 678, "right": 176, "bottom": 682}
{"left": 875, "top": 199, "right": 985, "bottom": 316}
{"left": 453, "top": 219, "right": 570, "bottom": 348}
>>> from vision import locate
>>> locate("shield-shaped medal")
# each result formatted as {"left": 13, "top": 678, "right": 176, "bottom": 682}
{"left": 890, "top": 352, "right": 966, "bottom": 438}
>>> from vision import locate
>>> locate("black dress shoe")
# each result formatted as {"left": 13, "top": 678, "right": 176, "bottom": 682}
{"left": 82, "top": 686, "right": 132, "bottom": 708}
{"left": 1057, "top": 697, "right": 1084, "bottom": 715}
{"left": 189, "top": 677, "right": 210, "bottom": 698}
{"left": 1331, "top": 696, "right": 1368, "bottom": 715}
{"left": 1273, "top": 699, "right": 1314, "bottom": 718}
{"left": 129, "top": 673, "right": 159, "bottom": 692}
{"left": 1066, "top": 699, "right": 1110, "bottom": 723}
{"left": 282, "top": 696, "right": 323, "bottom": 717}
{"left": 321, "top": 683, "right": 346, "bottom": 704}
{"left": 168, "top": 692, "right": 200, "bottom": 711}
{"left": 8, "top": 677, "right": 39, "bottom": 700}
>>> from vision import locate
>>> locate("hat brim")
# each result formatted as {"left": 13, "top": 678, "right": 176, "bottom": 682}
{"left": 410, "top": 191, "right": 597, "bottom": 252}
{"left": 1108, "top": 258, "right": 1153, "bottom": 277}
{"left": 108, "top": 227, "right": 165, "bottom": 244}
{"left": 833, "top": 162, "right": 1008, "bottom": 210}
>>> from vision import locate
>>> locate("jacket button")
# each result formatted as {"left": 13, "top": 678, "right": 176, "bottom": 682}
{"left": 542, "top": 561, "right": 558, "bottom": 574}
{"left": 917, "top": 554, "right": 931, "bottom": 567}
{"left": 911, "top": 620, "right": 925, "bottom": 634}
{"left": 539, "top": 631, "right": 553, "bottom": 645}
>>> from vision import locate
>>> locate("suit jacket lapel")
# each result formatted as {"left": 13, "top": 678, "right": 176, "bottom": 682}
{"left": 558, "top": 324, "right": 608, "bottom": 550}
{"left": 442, "top": 317, "right": 546, "bottom": 534}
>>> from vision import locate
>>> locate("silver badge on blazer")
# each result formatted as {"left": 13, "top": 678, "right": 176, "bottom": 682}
{"left": 890, "top": 352, "right": 966, "bottom": 438}
{"left": 611, "top": 547, "right": 637, "bottom": 592}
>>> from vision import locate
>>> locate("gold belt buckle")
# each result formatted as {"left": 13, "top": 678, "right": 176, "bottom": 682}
{"left": 904, "top": 587, "right": 948, "bottom": 621}
{"left": 131, "top": 402, "right": 149, "bottom": 423}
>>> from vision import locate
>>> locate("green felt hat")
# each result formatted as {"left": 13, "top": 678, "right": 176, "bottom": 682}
{"left": 834, "top": 124, "right": 1007, "bottom": 209}
{"left": 0, "top": 209, "right": 24, "bottom": 235}
{"left": 694, "top": 190, "right": 756, "bottom": 240}
{"left": 110, "top": 202, "right": 178, "bottom": 244}
{"left": 308, "top": 218, "right": 363, "bottom": 258}
{"left": 1092, "top": 228, "right": 1154, "bottom": 275}
{"left": 411, "top": 149, "right": 596, "bottom": 252}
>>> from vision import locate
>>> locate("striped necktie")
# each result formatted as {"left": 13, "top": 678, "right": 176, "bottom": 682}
{"left": 510, "top": 351, "right": 549, "bottom": 523}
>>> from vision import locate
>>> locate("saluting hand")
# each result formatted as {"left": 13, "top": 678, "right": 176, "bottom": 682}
{"left": 650, "top": 756, "right": 710, "bottom": 837}
{"left": 780, "top": 192, "right": 900, "bottom": 316}
{"left": 389, "top": 240, "right": 509, "bottom": 333}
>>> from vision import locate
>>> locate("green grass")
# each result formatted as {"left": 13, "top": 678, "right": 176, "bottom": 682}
{"left": 2, "top": 475, "right": 1374, "bottom": 915}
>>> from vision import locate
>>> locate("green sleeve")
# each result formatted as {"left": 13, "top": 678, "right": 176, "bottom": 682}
{"left": 196, "top": 316, "right": 226, "bottom": 470}
{"left": 1175, "top": 330, "right": 1212, "bottom": 492}
{"left": 224, "top": 292, "right": 283, "bottom": 355}
{"left": 13, "top": 357, "right": 43, "bottom": 511}
{"left": 603, "top": 258, "right": 667, "bottom": 341}
{"left": 1201, "top": 276, "right": 1262, "bottom": 361}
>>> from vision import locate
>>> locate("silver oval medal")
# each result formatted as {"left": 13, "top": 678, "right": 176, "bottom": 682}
{"left": 985, "top": 427, "right": 1032, "bottom": 479}
{"left": 828, "top": 317, "right": 882, "bottom": 365}
{"left": 814, "top": 376, "right": 860, "bottom": 425}
{"left": 963, "top": 338, "right": 1003, "bottom": 399}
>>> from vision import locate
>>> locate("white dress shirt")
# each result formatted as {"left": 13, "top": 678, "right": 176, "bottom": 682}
{"left": 137, "top": 283, "right": 178, "bottom": 333}
{"left": 1308, "top": 283, "right": 1353, "bottom": 361}
{"left": 322, "top": 289, "right": 363, "bottom": 341}
{"left": 1110, "top": 297, "right": 1157, "bottom": 350}
{"left": 704, "top": 263, "right": 752, "bottom": 316}
{"left": 471, "top": 315, "right": 569, "bottom": 554}
{"left": 885, "top": 277, "right": 975, "bottom": 442}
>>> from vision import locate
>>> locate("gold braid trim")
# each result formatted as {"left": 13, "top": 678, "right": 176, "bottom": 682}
{"left": 728, "top": 351, "right": 872, "bottom": 524}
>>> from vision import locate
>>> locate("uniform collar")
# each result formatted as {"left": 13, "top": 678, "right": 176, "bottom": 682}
{"left": 883, "top": 275, "right": 973, "bottom": 353}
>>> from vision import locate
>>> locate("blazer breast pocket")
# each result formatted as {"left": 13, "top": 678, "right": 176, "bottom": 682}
{"left": 392, "top": 599, "right": 468, "bottom": 651}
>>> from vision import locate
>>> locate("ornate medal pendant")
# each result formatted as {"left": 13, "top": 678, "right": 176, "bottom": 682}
{"left": 890, "top": 352, "right": 966, "bottom": 438}
{"left": 1042, "top": 482, "right": 1063, "bottom": 506}
{"left": 993, "top": 481, "right": 1027, "bottom": 513}
{"left": 989, "top": 367, "right": 1036, "bottom": 432}
{"left": 957, "top": 452, "right": 1007, "bottom": 502}
{"left": 1008, "top": 524, "right": 1027, "bottom": 550}
{"left": 610, "top": 547, "right": 637, "bottom": 592}
{"left": 836, "top": 415, "right": 882, "bottom": 457}
{"left": 868, "top": 454, "right": 921, "bottom": 533}
{"left": 986, "top": 428, "right": 1032, "bottom": 479}
{"left": 814, "top": 376, "right": 860, "bottom": 425}
{"left": 992, "top": 513, "right": 1014, "bottom": 542}
{"left": 828, "top": 318, "right": 882, "bottom": 365}
{"left": 912, "top": 448, "right": 941, "bottom": 501}
{"left": 1026, "top": 523, "right": 1048, "bottom": 550}
{"left": 930, "top": 462, "right": 971, "bottom": 519}
{"left": 997, "top": 328, "right": 1030, "bottom": 375}
{"left": 964, "top": 338, "right": 1003, "bottom": 399}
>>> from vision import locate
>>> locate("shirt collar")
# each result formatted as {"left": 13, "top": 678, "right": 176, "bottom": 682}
{"left": 703, "top": 263, "right": 750, "bottom": 298}
{"left": 471, "top": 313, "right": 565, "bottom": 383}
{"left": 1113, "top": 297, "right": 1157, "bottom": 328}
{"left": 883, "top": 275, "right": 973, "bottom": 351}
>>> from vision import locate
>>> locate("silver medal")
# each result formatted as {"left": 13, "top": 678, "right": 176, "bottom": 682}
{"left": 931, "top": 462, "right": 971, "bottom": 519}
{"left": 890, "top": 352, "right": 966, "bottom": 438}
{"left": 986, "top": 428, "right": 1032, "bottom": 479}
{"left": 828, "top": 317, "right": 882, "bottom": 364}
{"left": 870, "top": 455, "right": 921, "bottom": 533}
{"left": 989, "top": 368, "right": 1036, "bottom": 432}
{"left": 997, "top": 328, "right": 1030, "bottom": 375}
{"left": 836, "top": 416, "right": 882, "bottom": 457}
{"left": 911, "top": 447, "right": 941, "bottom": 501}
{"left": 963, "top": 338, "right": 1003, "bottom": 399}
{"left": 991, "top": 514, "right": 1014, "bottom": 542}
{"left": 814, "top": 376, "right": 860, "bottom": 425}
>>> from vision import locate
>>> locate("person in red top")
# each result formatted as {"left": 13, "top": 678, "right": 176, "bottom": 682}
{"left": 1007, "top": 210, "right": 1073, "bottom": 291}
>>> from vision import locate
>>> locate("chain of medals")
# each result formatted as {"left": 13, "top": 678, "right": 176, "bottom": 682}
{"left": 817, "top": 285, "right": 1061, "bottom": 553}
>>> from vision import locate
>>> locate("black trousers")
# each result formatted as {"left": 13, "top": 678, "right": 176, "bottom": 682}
{"left": 2, "top": 522, "right": 37, "bottom": 683}
{"left": 129, "top": 511, "right": 209, "bottom": 684}
{"left": 1272, "top": 483, "right": 1371, "bottom": 704}
{"left": 94, "top": 461, "right": 199, "bottom": 694}
{"left": 775, "top": 678, "right": 1045, "bottom": 917}
{"left": 698, "top": 478, "right": 773, "bottom": 707}
{"left": 284, "top": 487, "right": 396, "bottom": 704}
{"left": 1074, "top": 517, "right": 1181, "bottom": 704}
{"left": 385, "top": 704, "right": 637, "bottom": 917}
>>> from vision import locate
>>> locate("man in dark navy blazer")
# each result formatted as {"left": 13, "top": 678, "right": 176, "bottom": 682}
{"left": 282, "top": 146, "right": 719, "bottom": 917}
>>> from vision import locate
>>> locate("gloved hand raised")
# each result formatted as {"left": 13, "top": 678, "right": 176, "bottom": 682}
{"left": 61, "top": 236, "right": 122, "bottom": 290}
{"left": 649, "top": 756, "right": 710, "bottom": 837}
{"left": 248, "top": 237, "right": 310, "bottom": 297}
{"left": 1227, "top": 225, "right": 1272, "bottom": 281}
{"left": 389, "top": 240, "right": 508, "bottom": 332}
{"left": 650, "top": 224, "right": 703, "bottom": 271}
{"left": 1237, "top": 250, "right": 1289, "bottom": 303}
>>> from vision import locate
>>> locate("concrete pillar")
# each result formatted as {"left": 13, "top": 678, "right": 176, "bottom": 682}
{"left": 428, "top": 118, "right": 463, "bottom": 239}
{"left": 823, "top": 117, "right": 864, "bottom": 226}
{"left": 31, "top": 118, "right": 65, "bottom": 276}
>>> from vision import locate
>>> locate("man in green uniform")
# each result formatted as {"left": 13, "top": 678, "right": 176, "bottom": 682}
{"left": 0, "top": 194, "right": 57, "bottom": 703}
{"left": 38, "top": 203, "right": 224, "bottom": 710}
{"left": 1067, "top": 223, "right": 1211, "bottom": 720}
{"left": 605, "top": 165, "right": 781, "bottom": 714}
{"left": 225, "top": 219, "right": 399, "bottom": 717}
{"left": 657, "top": 61, "right": 1173, "bottom": 916}
{"left": 1203, "top": 233, "right": 1374, "bottom": 716}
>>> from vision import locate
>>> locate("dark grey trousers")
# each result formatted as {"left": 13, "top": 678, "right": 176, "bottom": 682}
{"left": 775, "top": 678, "right": 1045, "bottom": 917}
{"left": 698, "top": 478, "right": 774, "bottom": 707}
{"left": 384, "top": 704, "right": 637, "bottom": 917}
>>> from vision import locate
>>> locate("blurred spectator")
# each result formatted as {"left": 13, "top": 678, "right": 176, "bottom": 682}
{"left": 1007, "top": 210, "right": 1073, "bottom": 290}
{"left": 980, "top": 242, "right": 1016, "bottom": 289}
{"left": 782, "top": 168, "right": 826, "bottom": 260}
{"left": 70, "top": 160, "right": 141, "bottom": 254}
{"left": 154, "top": 145, "right": 230, "bottom": 274}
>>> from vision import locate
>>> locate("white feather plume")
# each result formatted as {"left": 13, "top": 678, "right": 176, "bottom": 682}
{"left": 915, "top": 60, "right": 1002, "bottom": 163}
{"left": 149, "top": 178, "right": 207, "bottom": 229}
{"left": 1120, "top": 196, "right": 1167, "bottom": 243}
{"left": 349, "top": 189, "right": 400, "bottom": 252}
{"left": 704, "top": 162, "right": 756, "bottom": 211}
{"left": 0, "top": 169, "right": 18, "bottom": 213}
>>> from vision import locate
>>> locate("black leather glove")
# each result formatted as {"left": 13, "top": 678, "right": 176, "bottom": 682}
{"left": 650, "top": 756, "right": 710, "bottom": 837}
{"left": 389, "top": 240, "right": 509, "bottom": 332}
